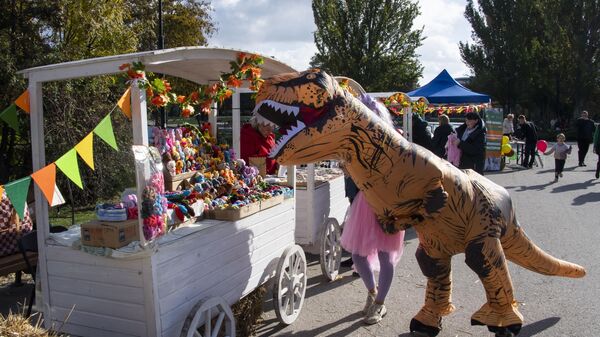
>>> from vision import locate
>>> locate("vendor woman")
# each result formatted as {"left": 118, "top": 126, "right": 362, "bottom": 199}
{"left": 240, "top": 117, "right": 279, "bottom": 175}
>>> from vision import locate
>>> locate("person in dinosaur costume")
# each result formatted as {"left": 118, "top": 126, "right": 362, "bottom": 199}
{"left": 252, "top": 69, "right": 586, "bottom": 337}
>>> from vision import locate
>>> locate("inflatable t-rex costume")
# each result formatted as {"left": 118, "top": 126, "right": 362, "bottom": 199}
{"left": 253, "top": 69, "right": 586, "bottom": 337}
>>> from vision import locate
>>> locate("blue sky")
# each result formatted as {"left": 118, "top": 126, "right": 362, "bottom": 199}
{"left": 208, "top": 0, "right": 473, "bottom": 86}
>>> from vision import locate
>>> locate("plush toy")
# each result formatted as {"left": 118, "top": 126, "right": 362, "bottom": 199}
{"left": 175, "top": 160, "right": 184, "bottom": 175}
{"left": 252, "top": 69, "right": 586, "bottom": 337}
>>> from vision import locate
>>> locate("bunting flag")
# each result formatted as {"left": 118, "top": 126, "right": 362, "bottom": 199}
{"left": 94, "top": 114, "right": 118, "bottom": 150}
{"left": 117, "top": 87, "right": 132, "bottom": 120}
{"left": 0, "top": 104, "right": 19, "bottom": 131}
{"left": 4, "top": 177, "right": 31, "bottom": 219}
{"left": 51, "top": 184, "right": 66, "bottom": 206}
{"left": 31, "top": 163, "right": 57, "bottom": 205}
{"left": 55, "top": 148, "right": 83, "bottom": 189}
{"left": 15, "top": 90, "right": 30, "bottom": 113}
{"left": 0, "top": 185, "right": 4, "bottom": 199}
{"left": 75, "top": 132, "right": 95, "bottom": 170}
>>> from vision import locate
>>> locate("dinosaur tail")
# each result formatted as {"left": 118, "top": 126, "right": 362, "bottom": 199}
{"left": 502, "top": 221, "right": 586, "bottom": 278}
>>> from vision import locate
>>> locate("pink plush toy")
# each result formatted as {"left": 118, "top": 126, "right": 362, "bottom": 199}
{"left": 446, "top": 133, "right": 461, "bottom": 167}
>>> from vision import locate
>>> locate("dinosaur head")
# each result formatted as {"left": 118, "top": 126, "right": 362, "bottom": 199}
{"left": 253, "top": 69, "right": 348, "bottom": 165}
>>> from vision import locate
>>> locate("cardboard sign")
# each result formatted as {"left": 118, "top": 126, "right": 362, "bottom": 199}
{"left": 249, "top": 156, "right": 267, "bottom": 177}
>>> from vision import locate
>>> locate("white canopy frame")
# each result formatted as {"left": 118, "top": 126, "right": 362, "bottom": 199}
{"left": 18, "top": 46, "right": 297, "bottom": 319}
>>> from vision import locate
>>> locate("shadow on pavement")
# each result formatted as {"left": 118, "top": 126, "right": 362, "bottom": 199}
{"left": 256, "top": 311, "right": 365, "bottom": 337}
{"left": 551, "top": 179, "right": 599, "bottom": 193}
{"left": 518, "top": 316, "right": 561, "bottom": 337}
{"left": 572, "top": 191, "right": 600, "bottom": 205}
{"left": 535, "top": 166, "right": 579, "bottom": 174}
{"left": 505, "top": 181, "right": 556, "bottom": 191}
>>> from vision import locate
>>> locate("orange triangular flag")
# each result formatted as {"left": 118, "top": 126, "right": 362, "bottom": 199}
{"left": 0, "top": 185, "right": 4, "bottom": 198}
{"left": 75, "top": 132, "right": 95, "bottom": 170}
{"left": 117, "top": 87, "right": 131, "bottom": 119}
{"left": 31, "top": 163, "right": 57, "bottom": 205}
{"left": 15, "top": 90, "right": 30, "bottom": 114}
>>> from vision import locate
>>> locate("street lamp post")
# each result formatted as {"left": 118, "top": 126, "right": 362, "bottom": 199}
{"left": 158, "top": 0, "right": 166, "bottom": 128}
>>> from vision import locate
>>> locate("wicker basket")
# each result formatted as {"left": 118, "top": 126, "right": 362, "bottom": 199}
{"left": 213, "top": 202, "right": 261, "bottom": 221}
{"left": 164, "top": 170, "right": 197, "bottom": 191}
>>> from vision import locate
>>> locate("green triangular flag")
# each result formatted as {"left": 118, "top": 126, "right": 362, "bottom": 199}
{"left": 93, "top": 114, "right": 118, "bottom": 151}
{"left": 4, "top": 176, "right": 31, "bottom": 219}
{"left": 55, "top": 148, "right": 83, "bottom": 189}
{"left": 0, "top": 104, "right": 19, "bottom": 131}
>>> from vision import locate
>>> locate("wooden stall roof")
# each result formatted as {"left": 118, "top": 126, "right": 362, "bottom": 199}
{"left": 18, "top": 46, "right": 296, "bottom": 84}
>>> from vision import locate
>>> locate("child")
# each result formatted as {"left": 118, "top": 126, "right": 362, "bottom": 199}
{"left": 543, "top": 133, "right": 572, "bottom": 181}
{"left": 340, "top": 94, "right": 405, "bottom": 325}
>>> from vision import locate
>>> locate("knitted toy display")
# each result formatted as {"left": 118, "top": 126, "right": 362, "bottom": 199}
{"left": 152, "top": 124, "right": 234, "bottom": 177}
{"left": 133, "top": 146, "right": 168, "bottom": 240}
{"left": 152, "top": 125, "right": 290, "bottom": 213}
{"left": 252, "top": 69, "right": 586, "bottom": 337}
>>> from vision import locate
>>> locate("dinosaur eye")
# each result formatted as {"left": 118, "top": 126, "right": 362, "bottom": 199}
{"left": 306, "top": 73, "right": 316, "bottom": 79}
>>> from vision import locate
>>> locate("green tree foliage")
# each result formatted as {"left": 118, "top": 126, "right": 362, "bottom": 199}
{"left": 0, "top": 0, "right": 215, "bottom": 207}
{"left": 125, "top": 0, "right": 215, "bottom": 51}
{"left": 460, "top": 0, "right": 600, "bottom": 123}
{"left": 311, "top": 0, "right": 424, "bottom": 92}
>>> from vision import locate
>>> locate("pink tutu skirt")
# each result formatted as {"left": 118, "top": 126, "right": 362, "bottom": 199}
{"left": 340, "top": 191, "right": 405, "bottom": 267}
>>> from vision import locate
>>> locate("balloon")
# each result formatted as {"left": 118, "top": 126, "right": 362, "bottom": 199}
{"left": 501, "top": 143, "right": 512, "bottom": 155}
{"left": 502, "top": 135, "right": 509, "bottom": 145}
{"left": 536, "top": 140, "right": 548, "bottom": 152}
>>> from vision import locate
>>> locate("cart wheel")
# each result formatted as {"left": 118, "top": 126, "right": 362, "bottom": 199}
{"left": 319, "top": 218, "right": 342, "bottom": 281}
{"left": 273, "top": 244, "right": 307, "bottom": 325}
{"left": 180, "top": 296, "right": 235, "bottom": 337}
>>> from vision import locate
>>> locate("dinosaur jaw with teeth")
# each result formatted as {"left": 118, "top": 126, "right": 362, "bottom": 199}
{"left": 252, "top": 99, "right": 306, "bottom": 158}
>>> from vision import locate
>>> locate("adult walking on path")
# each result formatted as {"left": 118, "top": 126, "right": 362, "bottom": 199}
{"left": 431, "top": 114, "right": 454, "bottom": 159}
{"left": 411, "top": 113, "right": 433, "bottom": 151}
{"left": 576, "top": 110, "right": 596, "bottom": 167}
{"left": 593, "top": 123, "right": 600, "bottom": 178}
{"left": 516, "top": 115, "right": 538, "bottom": 169}
{"left": 453, "top": 112, "right": 486, "bottom": 174}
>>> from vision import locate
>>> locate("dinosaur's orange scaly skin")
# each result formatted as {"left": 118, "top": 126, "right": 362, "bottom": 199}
{"left": 253, "top": 70, "right": 585, "bottom": 336}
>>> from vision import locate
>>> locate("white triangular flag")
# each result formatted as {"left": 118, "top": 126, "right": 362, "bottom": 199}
{"left": 51, "top": 184, "right": 66, "bottom": 206}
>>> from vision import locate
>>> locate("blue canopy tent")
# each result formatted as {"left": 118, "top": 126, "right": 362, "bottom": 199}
{"left": 407, "top": 69, "right": 490, "bottom": 104}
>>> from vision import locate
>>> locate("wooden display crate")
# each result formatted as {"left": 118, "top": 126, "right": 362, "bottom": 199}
{"left": 164, "top": 170, "right": 197, "bottom": 191}
{"left": 213, "top": 202, "right": 260, "bottom": 221}
{"left": 259, "top": 194, "right": 284, "bottom": 211}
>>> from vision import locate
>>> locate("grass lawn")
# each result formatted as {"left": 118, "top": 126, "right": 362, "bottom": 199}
{"left": 48, "top": 206, "right": 96, "bottom": 228}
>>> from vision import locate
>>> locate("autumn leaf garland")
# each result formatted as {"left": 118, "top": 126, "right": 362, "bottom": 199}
{"left": 119, "top": 52, "right": 265, "bottom": 117}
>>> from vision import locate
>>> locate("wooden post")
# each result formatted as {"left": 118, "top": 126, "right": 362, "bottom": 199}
{"left": 131, "top": 83, "right": 148, "bottom": 246}
{"left": 232, "top": 89, "right": 241, "bottom": 160}
{"left": 131, "top": 83, "right": 148, "bottom": 146}
{"left": 28, "top": 79, "right": 52, "bottom": 324}
{"left": 306, "top": 163, "right": 315, "bottom": 239}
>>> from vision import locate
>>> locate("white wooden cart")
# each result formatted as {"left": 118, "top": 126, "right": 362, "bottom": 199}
{"left": 294, "top": 164, "right": 349, "bottom": 281}
{"left": 20, "top": 47, "right": 308, "bottom": 337}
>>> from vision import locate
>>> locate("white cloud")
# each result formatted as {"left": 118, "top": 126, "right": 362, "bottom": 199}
{"left": 414, "top": 0, "right": 473, "bottom": 85}
{"left": 208, "top": 0, "right": 473, "bottom": 87}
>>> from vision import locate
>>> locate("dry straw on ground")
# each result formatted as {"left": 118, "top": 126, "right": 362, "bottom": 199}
{"left": 0, "top": 312, "right": 66, "bottom": 337}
